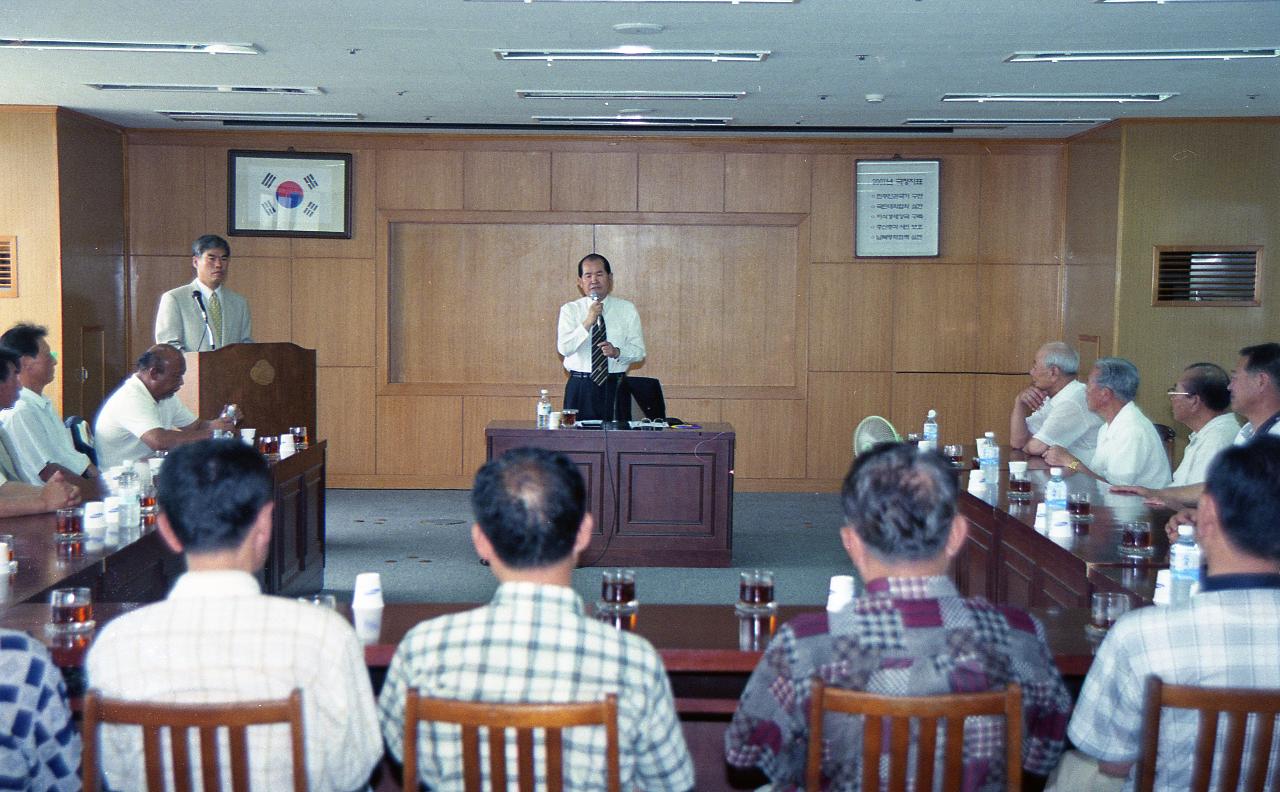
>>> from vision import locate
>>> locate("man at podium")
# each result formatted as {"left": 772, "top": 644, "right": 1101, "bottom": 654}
{"left": 155, "top": 234, "right": 253, "bottom": 352}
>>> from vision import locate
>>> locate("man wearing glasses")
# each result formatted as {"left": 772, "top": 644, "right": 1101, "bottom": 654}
{"left": 1164, "top": 363, "right": 1239, "bottom": 486}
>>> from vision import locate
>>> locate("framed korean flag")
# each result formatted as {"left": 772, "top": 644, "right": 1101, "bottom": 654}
{"left": 228, "top": 150, "right": 353, "bottom": 238}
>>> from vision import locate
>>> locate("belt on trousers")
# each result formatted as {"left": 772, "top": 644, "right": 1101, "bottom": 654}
{"left": 570, "top": 371, "right": 620, "bottom": 379}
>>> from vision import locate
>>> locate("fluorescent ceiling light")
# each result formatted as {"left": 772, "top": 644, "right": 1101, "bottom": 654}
{"left": 161, "top": 111, "right": 361, "bottom": 122}
{"left": 534, "top": 114, "right": 731, "bottom": 126}
{"left": 0, "top": 38, "right": 259, "bottom": 55}
{"left": 1097, "top": 0, "right": 1275, "bottom": 4}
{"left": 905, "top": 118, "right": 1110, "bottom": 126}
{"left": 517, "top": 89, "right": 745, "bottom": 100}
{"left": 942, "top": 92, "right": 1175, "bottom": 103}
{"left": 1007, "top": 48, "right": 1279, "bottom": 62}
{"left": 496, "top": 48, "right": 768, "bottom": 62}
{"left": 471, "top": 0, "right": 793, "bottom": 4}
{"left": 91, "top": 83, "right": 321, "bottom": 95}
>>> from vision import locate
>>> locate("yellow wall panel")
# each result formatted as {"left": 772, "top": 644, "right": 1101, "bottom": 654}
{"left": 551, "top": 152, "right": 637, "bottom": 211}
{"left": 637, "top": 152, "right": 724, "bottom": 212}
{"left": 810, "top": 155, "right": 853, "bottom": 263}
{"left": 292, "top": 257, "right": 374, "bottom": 367}
{"left": 725, "top": 153, "right": 811, "bottom": 213}
{"left": 464, "top": 150, "right": 551, "bottom": 211}
{"left": 891, "top": 264, "right": 979, "bottom": 372}
{"left": 128, "top": 145, "right": 208, "bottom": 256}
{"left": 462, "top": 395, "right": 537, "bottom": 476}
{"left": 979, "top": 149, "right": 1063, "bottom": 265}
{"left": 376, "top": 149, "right": 464, "bottom": 210}
{"left": 977, "top": 264, "right": 1061, "bottom": 373}
{"left": 376, "top": 394, "right": 463, "bottom": 476}
{"left": 891, "top": 373, "right": 977, "bottom": 449}
{"left": 721, "top": 398, "right": 806, "bottom": 478}
{"left": 807, "top": 372, "right": 893, "bottom": 480}
{"left": 972, "top": 374, "right": 1029, "bottom": 450}
{"left": 233, "top": 257, "right": 293, "bottom": 345}
{"left": 808, "top": 262, "right": 894, "bottom": 372}
{"left": 317, "top": 366, "right": 376, "bottom": 475}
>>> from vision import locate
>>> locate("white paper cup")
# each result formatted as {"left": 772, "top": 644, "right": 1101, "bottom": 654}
{"left": 827, "top": 575, "right": 855, "bottom": 612}
{"left": 240, "top": 428, "right": 257, "bottom": 446}
{"left": 278, "top": 434, "right": 296, "bottom": 459}
{"left": 549, "top": 411, "right": 563, "bottom": 429}
{"left": 353, "top": 605, "right": 383, "bottom": 645}
{"left": 1008, "top": 460, "right": 1028, "bottom": 477}
{"left": 353, "top": 572, "right": 383, "bottom": 603}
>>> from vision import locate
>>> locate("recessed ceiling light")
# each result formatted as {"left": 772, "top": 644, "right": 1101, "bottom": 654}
{"left": 612, "top": 23, "right": 666, "bottom": 34}
{"left": 905, "top": 118, "right": 1111, "bottom": 126}
{"left": 160, "top": 111, "right": 361, "bottom": 122}
{"left": 1007, "top": 48, "right": 1279, "bottom": 62}
{"left": 517, "top": 89, "right": 745, "bottom": 100}
{"left": 0, "top": 38, "right": 259, "bottom": 55}
{"left": 533, "top": 114, "right": 731, "bottom": 126}
{"left": 91, "top": 83, "right": 321, "bottom": 95}
{"left": 496, "top": 48, "right": 769, "bottom": 62}
{"left": 942, "top": 92, "right": 1176, "bottom": 103}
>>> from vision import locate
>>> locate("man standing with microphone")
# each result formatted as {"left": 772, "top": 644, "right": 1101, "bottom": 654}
{"left": 154, "top": 234, "right": 253, "bottom": 352}
{"left": 556, "top": 253, "right": 646, "bottom": 422}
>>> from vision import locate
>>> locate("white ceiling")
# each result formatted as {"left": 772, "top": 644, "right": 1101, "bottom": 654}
{"left": 2, "top": 0, "right": 1278, "bottom": 139}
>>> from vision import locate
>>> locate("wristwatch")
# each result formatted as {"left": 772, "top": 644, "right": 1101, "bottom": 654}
{"left": 1067, "top": 459, "right": 1081, "bottom": 472}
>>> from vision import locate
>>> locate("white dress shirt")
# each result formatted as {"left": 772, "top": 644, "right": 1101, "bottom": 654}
{"left": 86, "top": 570, "right": 381, "bottom": 792}
{"left": 1234, "top": 412, "right": 1280, "bottom": 445}
{"left": 1025, "top": 379, "right": 1103, "bottom": 467}
{"left": 93, "top": 375, "right": 197, "bottom": 469}
{"left": 0, "top": 387, "right": 91, "bottom": 483}
{"left": 1092, "top": 401, "right": 1172, "bottom": 489}
{"left": 557, "top": 296, "right": 646, "bottom": 374}
{"left": 1171, "top": 412, "right": 1241, "bottom": 486}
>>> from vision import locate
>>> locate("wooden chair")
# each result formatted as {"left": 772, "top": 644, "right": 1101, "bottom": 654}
{"left": 1136, "top": 675, "right": 1280, "bottom": 792}
{"left": 1153, "top": 422, "right": 1176, "bottom": 469}
{"left": 805, "top": 679, "right": 1023, "bottom": 792}
{"left": 81, "top": 689, "right": 308, "bottom": 792}
{"left": 402, "top": 689, "right": 619, "bottom": 792}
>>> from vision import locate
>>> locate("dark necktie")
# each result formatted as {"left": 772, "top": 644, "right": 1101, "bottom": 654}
{"left": 591, "top": 311, "right": 608, "bottom": 386}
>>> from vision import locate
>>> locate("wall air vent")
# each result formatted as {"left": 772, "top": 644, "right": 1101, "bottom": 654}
{"left": 1153, "top": 247, "right": 1260, "bottom": 306}
{"left": 0, "top": 236, "right": 16, "bottom": 297}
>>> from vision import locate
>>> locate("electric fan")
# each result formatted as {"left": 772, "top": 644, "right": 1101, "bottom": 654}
{"left": 852, "top": 416, "right": 901, "bottom": 456}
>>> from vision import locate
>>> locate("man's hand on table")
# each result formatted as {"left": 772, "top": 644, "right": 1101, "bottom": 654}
{"left": 1042, "top": 446, "right": 1078, "bottom": 470}
{"left": 41, "top": 471, "right": 81, "bottom": 511}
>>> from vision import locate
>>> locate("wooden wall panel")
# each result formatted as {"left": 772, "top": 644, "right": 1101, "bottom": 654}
{"left": 317, "top": 366, "right": 376, "bottom": 475}
{"left": 464, "top": 151, "right": 551, "bottom": 211}
{"left": 720, "top": 399, "right": 806, "bottom": 479}
{"left": 232, "top": 257, "right": 293, "bottom": 345}
{"left": 551, "top": 152, "right": 637, "bottom": 212}
{"left": 375, "top": 394, "right": 463, "bottom": 475}
{"left": 1063, "top": 124, "right": 1120, "bottom": 357}
{"left": 128, "top": 255, "right": 189, "bottom": 359}
{"left": 979, "top": 149, "right": 1063, "bottom": 265}
{"left": 128, "top": 145, "right": 207, "bottom": 256}
{"left": 462, "top": 395, "right": 535, "bottom": 476}
{"left": 389, "top": 222, "right": 590, "bottom": 384}
{"left": 664, "top": 399, "right": 721, "bottom": 424}
{"left": 810, "top": 155, "right": 853, "bottom": 263}
{"left": 890, "top": 373, "right": 977, "bottom": 449}
{"left": 637, "top": 152, "right": 724, "bottom": 212}
{"left": 204, "top": 148, "right": 292, "bottom": 259}
{"left": 807, "top": 372, "right": 893, "bottom": 480}
{"left": 725, "top": 153, "right": 811, "bottom": 213}
{"left": 972, "top": 374, "right": 1028, "bottom": 447}
{"left": 978, "top": 264, "right": 1061, "bottom": 373}
{"left": 376, "top": 149, "right": 464, "bottom": 210}
{"left": 808, "top": 262, "right": 894, "bottom": 372}
{"left": 291, "top": 149, "right": 376, "bottom": 260}
{"left": 292, "top": 257, "right": 374, "bottom": 366}
{"left": 891, "top": 264, "right": 979, "bottom": 372}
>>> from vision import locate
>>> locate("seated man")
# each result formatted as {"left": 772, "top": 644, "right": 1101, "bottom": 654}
{"left": 0, "top": 628, "right": 80, "bottom": 790}
{"left": 0, "top": 348, "right": 80, "bottom": 518}
{"left": 1064, "top": 436, "right": 1280, "bottom": 791}
{"left": 1046, "top": 357, "right": 1171, "bottom": 489}
{"left": 1167, "top": 362, "right": 1239, "bottom": 486}
{"left": 86, "top": 439, "right": 381, "bottom": 790}
{"left": 0, "top": 323, "right": 103, "bottom": 498}
{"left": 1011, "top": 341, "right": 1103, "bottom": 466}
{"left": 93, "top": 344, "right": 229, "bottom": 469}
{"left": 378, "top": 447, "right": 694, "bottom": 791}
{"left": 726, "top": 443, "right": 1071, "bottom": 789}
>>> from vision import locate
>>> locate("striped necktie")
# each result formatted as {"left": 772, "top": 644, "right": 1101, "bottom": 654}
{"left": 208, "top": 291, "right": 223, "bottom": 347}
{"left": 591, "top": 312, "right": 608, "bottom": 386}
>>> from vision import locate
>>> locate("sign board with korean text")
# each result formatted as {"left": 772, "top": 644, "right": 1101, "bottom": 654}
{"left": 855, "top": 159, "right": 940, "bottom": 258}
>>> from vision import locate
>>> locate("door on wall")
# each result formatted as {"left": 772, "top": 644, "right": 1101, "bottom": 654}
{"left": 71, "top": 325, "right": 106, "bottom": 422}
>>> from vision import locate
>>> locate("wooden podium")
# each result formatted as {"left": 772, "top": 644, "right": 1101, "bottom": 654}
{"left": 177, "top": 343, "right": 316, "bottom": 436}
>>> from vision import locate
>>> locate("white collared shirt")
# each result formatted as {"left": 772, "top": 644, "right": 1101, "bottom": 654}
{"left": 0, "top": 387, "right": 91, "bottom": 483}
{"left": 93, "top": 374, "right": 197, "bottom": 469}
{"left": 1171, "top": 412, "right": 1241, "bottom": 486}
{"left": 1025, "top": 379, "right": 1103, "bottom": 466}
{"left": 1092, "top": 401, "right": 1172, "bottom": 489}
{"left": 556, "top": 295, "right": 646, "bottom": 374}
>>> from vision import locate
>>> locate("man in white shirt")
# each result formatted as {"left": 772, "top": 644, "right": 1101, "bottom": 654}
{"left": 154, "top": 234, "right": 253, "bottom": 352}
{"left": 93, "top": 344, "right": 230, "bottom": 469}
{"left": 1046, "top": 357, "right": 1171, "bottom": 489}
{"left": 556, "top": 253, "right": 646, "bottom": 422}
{"left": 1167, "top": 363, "right": 1239, "bottom": 486}
{"left": 1010, "top": 341, "right": 1103, "bottom": 467}
{"left": 0, "top": 323, "right": 102, "bottom": 497}
{"left": 0, "top": 348, "right": 80, "bottom": 518}
{"left": 86, "top": 439, "right": 381, "bottom": 791}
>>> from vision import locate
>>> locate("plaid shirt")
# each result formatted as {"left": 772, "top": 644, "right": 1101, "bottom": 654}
{"left": 725, "top": 576, "right": 1071, "bottom": 791}
{"left": 1069, "top": 578, "right": 1280, "bottom": 792}
{"left": 0, "top": 630, "right": 80, "bottom": 790}
{"left": 377, "top": 581, "right": 694, "bottom": 792}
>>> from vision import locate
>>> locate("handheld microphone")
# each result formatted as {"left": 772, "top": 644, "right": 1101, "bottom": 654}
{"left": 192, "top": 290, "right": 216, "bottom": 350}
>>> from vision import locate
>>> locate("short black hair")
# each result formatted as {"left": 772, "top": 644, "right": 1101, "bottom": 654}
{"left": 1183, "top": 362, "right": 1231, "bottom": 412}
{"left": 577, "top": 253, "right": 612, "bottom": 278}
{"left": 0, "top": 323, "right": 46, "bottom": 359}
{"left": 1241, "top": 343, "right": 1280, "bottom": 393}
{"left": 192, "top": 234, "right": 231, "bottom": 258}
{"left": 1204, "top": 436, "right": 1280, "bottom": 562}
{"left": 157, "top": 439, "right": 273, "bottom": 553}
{"left": 841, "top": 443, "right": 958, "bottom": 562}
{"left": 0, "top": 347, "right": 18, "bottom": 382}
{"left": 136, "top": 344, "right": 177, "bottom": 373}
{"left": 471, "top": 447, "right": 585, "bottom": 569}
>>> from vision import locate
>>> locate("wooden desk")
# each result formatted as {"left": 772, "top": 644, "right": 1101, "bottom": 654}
{"left": 485, "top": 422, "right": 735, "bottom": 567}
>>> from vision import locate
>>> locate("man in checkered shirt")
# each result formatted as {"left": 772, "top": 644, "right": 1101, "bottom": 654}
{"left": 1061, "top": 436, "right": 1280, "bottom": 791}
{"left": 377, "top": 446, "right": 694, "bottom": 791}
{"left": 0, "top": 629, "right": 80, "bottom": 790}
{"left": 725, "top": 443, "right": 1071, "bottom": 791}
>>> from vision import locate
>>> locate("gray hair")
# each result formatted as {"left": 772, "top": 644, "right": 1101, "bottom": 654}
{"left": 1041, "top": 342, "right": 1079, "bottom": 376}
{"left": 841, "top": 443, "right": 957, "bottom": 563}
{"left": 1093, "top": 357, "right": 1139, "bottom": 402}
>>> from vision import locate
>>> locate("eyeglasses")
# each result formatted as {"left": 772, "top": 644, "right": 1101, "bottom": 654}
{"left": 1167, "top": 389, "right": 1192, "bottom": 397}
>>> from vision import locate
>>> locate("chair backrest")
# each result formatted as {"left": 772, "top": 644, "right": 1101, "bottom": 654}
{"left": 1136, "top": 675, "right": 1280, "bottom": 792}
{"left": 1152, "top": 422, "right": 1176, "bottom": 468}
{"left": 402, "top": 689, "right": 620, "bottom": 792}
{"left": 63, "top": 414, "right": 99, "bottom": 467}
{"left": 805, "top": 679, "right": 1023, "bottom": 792}
{"left": 81, "top": 689, "right": 308, "bottom": 792}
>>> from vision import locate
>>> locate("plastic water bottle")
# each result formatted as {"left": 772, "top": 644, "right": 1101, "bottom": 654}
{"left": 1044, "top": 467, "right": 1068, "bottom": 517}
{"left": 536, "top": 389, "right": 552, "bottom": 429}
{"left": 1169, "top": 524, "right": 1202, "bottom": 605}
{"left": 922, "top": 410, "right": 938, "bottom": 451}
{"left": 979, "top": 431, "right": 1000, "bottom": 482}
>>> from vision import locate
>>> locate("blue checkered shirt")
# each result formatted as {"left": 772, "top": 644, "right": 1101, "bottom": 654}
{"left": 0, "top": 630, "right": 80, "bottom": 791}
{"left": 725, "top": 576, "right": 1071, "bottom": 791}
{"left": 1069, "top": 583, "right": 1280, "bottom": 792}
{"left": 377, "top": 581, "right": 694, "bottom": 791}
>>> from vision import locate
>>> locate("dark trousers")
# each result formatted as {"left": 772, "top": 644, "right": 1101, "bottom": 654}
{"left": 564, "top": 374, "right": 631, "bottom": 422}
